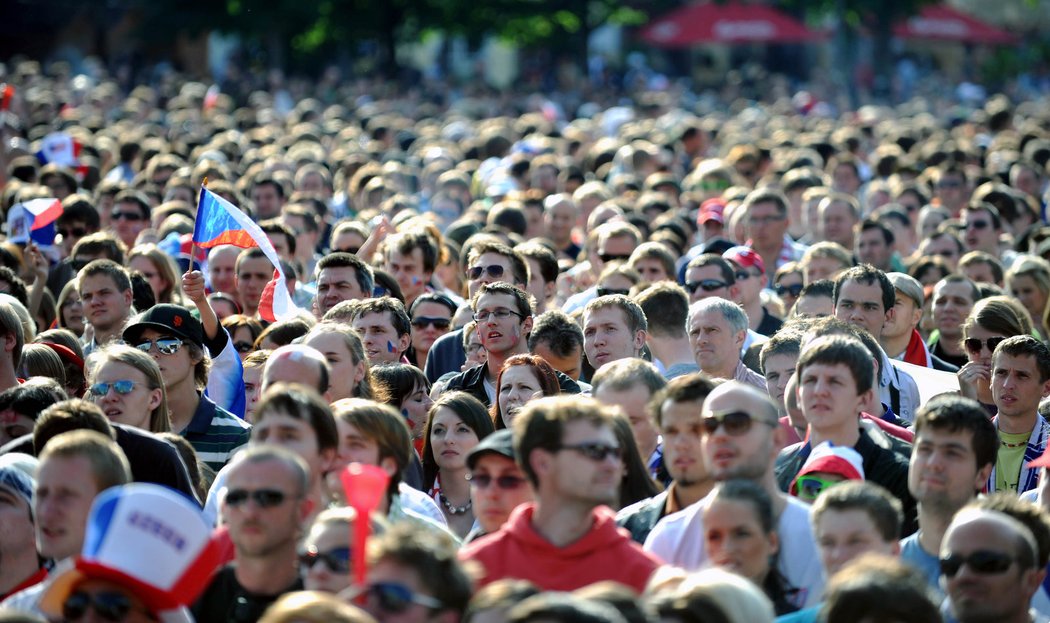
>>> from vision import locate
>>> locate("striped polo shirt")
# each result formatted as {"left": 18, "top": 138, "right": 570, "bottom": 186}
{"left": 179, "top": 393, "right": 252, "bottom": 472}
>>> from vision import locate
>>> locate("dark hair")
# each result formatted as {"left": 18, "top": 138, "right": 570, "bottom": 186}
{"left": 409, "top": 292, "right": 458, "bottom": 318}
{"left": 78, "top": 259, "right": 132, "bottom": 294}
{"left": 800, "top": 279, "right": 835, "bottom": 300}
{"left": 507, "top": 593, "right": 627, "bottom": 623}
{"left": 797, "top": 335, "right": 875, "bottom": 395}
{"left": 513, "top": 395, "right": 616, "bottom": 488}
{"left": 811, "top": 481, "right": 903, "bottom": 543}
{"left": 473, "top": 282, "right": 533, "bottom": 319}
{"left": 528, "top": 310, "right": 584, "bottom": 357}
{"left": 760, "top": 330, "right": 802, "bottom": 375}
{"left": 833, "top": 264, "right": 894, "bottom": 313}
{"left": 685, "top": 254, "right": 736, "bottom": 285}
{"left": 366, "top": 523, "right": 473, "bottom": 617}
{"left": 859, "top": 219, "right": 894, "bottom": 247}
{"left": 260, "top": 220, "right": 297, "bottom": 256}
{"left": 370, "top": 363, "right": 430, "bottom": 408}
{"left": 994, "top": 334, "right": 1050, "bottom": 383}
{"left": 421, "top": 391, "right": 494, "bottom": 486}
{"left": 490, "top": 354, "right": 561, "bottom": 429}
{"left": 316, "top": 252, "right": 375, "bottom": 297}
{"left": 351, "top": 297, "right": 412, "bottom": 338}
{"left": 464, "top": 580, "right": 541, "bottom": 623}
{"left": 467, "top": 240, "right": 528, "bottom": 287}
{"left": 32, "top": 399, "right": 115, "bottom": 455}
{"left": 634, "top": 282, "right": 689, "bottom": 338}
{"left": 515, "top": 242, "right": 559, "bottom": 285}
{"left": 651, "top": 373, "right": 718, "bottom": 429}
{"left": 254, "top": 317, "right": 313, "bottom": 350}
{"left": 0, "top": 267, "right": 28, "bottom": 307}
{"left": 819, "top": 555, "right": 939, "bottom": 623}
{"left": 971, "top": 493, "right": 1050, "bottom": 567}
{"left": 332, "top": 399, "right": 411, "bottom": 496}
{"left": 253, "top": 383, "right": 339, "bottom": 453}
{"left": 0, "top": 378, "right": 67, "bottom": 423}
{"left": 387, "top": 230, "right": 439, "bottom": 273}
{"left": 610, "top": 412, "right": 660, "bottom": 508}
{"left": 913, "top": 394, "right": 999, "bottom": 473}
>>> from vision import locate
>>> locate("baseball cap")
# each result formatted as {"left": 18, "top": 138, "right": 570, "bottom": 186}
{"left": 697, "top": 198, "right": 726, "bottom": 226}
{"left": 0, "top": 463, "right": 34, "bottom": 513}
{"left": 122, "top": 304, "right": 204, "bottom": 349}
{"left": 887, "top": 272, "right": 924, "bottom": 308}
{"left": 789, "top": 442, "right": 865, "bottom": 496}
{"left": 40, "top": 483, "right": 223, "bottom": 618}
{"left": 722, "top": 246, "right": 766, "bottom": 275}
{"left": 466, "top": 429, "right": 516, "bottom": 470}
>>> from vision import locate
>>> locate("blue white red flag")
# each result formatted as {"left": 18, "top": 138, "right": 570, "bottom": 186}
{"left": 192, "top": 186, "right": 302, "bottom": 322}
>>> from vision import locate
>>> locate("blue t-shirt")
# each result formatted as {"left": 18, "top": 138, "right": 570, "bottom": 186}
{"left": 900, "top": 532, "right": 944, "bottom": 599}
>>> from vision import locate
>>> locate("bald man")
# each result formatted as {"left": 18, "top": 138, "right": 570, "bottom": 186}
{"left": 261, "top": 344, "right": 331, "bottom": 399}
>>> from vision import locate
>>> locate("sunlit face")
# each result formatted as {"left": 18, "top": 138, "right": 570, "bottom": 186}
{"left": 129, "top": 255, "right": 167, "bottom": 301}
{"left": 305, "top": 332, "right": 364, "bottom": 402}
{"left": 798, "top": 362, "right": 867, "bottom": 436}
{"left": 89, "top": 360, "right": 163, "bottom": 431}
{"left": 429, "top": 408, "right": 481, "bottom": 472}
{"left": 498, "top": 365, "right": 543, "bottom": 428}
{"left": 583, "top": 306, "right": 644, "bottom": 370}
{"left": 400, "top": 384, "right": 433, "bottom": 440}
{"left": 834, "top": 278, "right": 891, "bottom": 339}
{"left": 703, "top": 497, "right": 777, "bottom": 585}
{"left": 470, "top": 454, "right": 533, "bottom": 534}
{"left": 815, "top": 509, "right": 898, "bottom": 576}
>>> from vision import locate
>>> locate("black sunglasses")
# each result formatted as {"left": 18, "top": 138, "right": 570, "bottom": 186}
{"left": 467, "top": 473, "right": 528, "bottom": 490}
{"left": 58, "top": 226, "right": 88, "bottom": 238}
{"left": 940, "top": 550, "right": 1016, "bottom": 578}
{"left": 701, "top": 410, "right": 775, "bottom": 436}
{"left": 775, "top": 283, "right": 804, "bottom": 298}
{"left": 63, "top": 590, "right": 153, "bottom": 622}
{"left": 557, "top": 442, "right": 623, "bottom": 462}
{"left": 684, "top": 279, "right": 728, "bottom": 294}
{"left": 358, "top": 582, "right": 443, "bottom": 613}
{"left": 224, "top": 488, "right": 288, "bottom": 508}
{"left": 411, "top": 316, "right": 451, "bottom": 330}
{"left": 967, "top": 220, "right": 990, "bottom": 230}
{"left": 467, "top": 264, "right": 505, "bottom": 280}
{"left": 111, "top": 210, "right": 145, "bottom": 222}
{"left": 963, "top": 336, "right": 1006, "bottom": 355}
{"left": 598, "top": 253, "right": 631, "bottom": 263}
{"left": 233, "top": 341, "right": 254, "bottom": 354}
{"left": 596, "top": 287, "right": 630, "bottom": 298}
{"left": 299, "top": 546, "right": 352, "bottom": 573}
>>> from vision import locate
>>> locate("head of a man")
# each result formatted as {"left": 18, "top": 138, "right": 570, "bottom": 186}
{"left": 654, "top": 373, "right": 718, "bottom": 488}
{"left": 819, "top": 193, "right": 860, "bottom": 249}
{"left": 743, "top": 190, "right": 790, "bottom": 252}
{"left": 700, "top": 381, "right": 781, "bottom": 482}
{"left": 465, "top": 429, "right": 533, "bottom": 535}
{"left": 122, "top": 304, "right": 210, "bottom": 395}
{"left": 583, "top": 295, "right": 647, "bottom": 370}
{"left": 384, "top": 231, "right": 437, "bottom": 305}
{"left": 796, "top": 335, "right": 874, "bottom": 438}
{"left": 794, "top": 280, "right": 835, "bottom": 319}
{"left": 932, "top": 275, "right": 980, "bottom": 340}
{"left": 0, "top": 463, "right": 38, "bottom": 588}
{"left": 687, "top": 297, "right": 747, "bottom": 379}
{"left": 78, "top": 260, "right": 133, "bottom": 337}
{"left": 465, "top": 241, "right": 528, "bottom": 298}
{"left": 810, "top": 481, "right": 903, "bottom": 576}
{"left": 855, "top": 220, "right": 895, "bottom": 271}
{"left": 722, "top": 246, "right": 766, "bottom": 308}
{"left": 961, "top": 204, "right": 1002, "bottom": 255}
{"left": 36, "top": 429, "right": 131, "bottom": 560}
{"left": 684, "top": 255, "right": 738, "bottom": 304}
{"left": 262, "top": 344, "right": 332, "bottom": 397}
{"left": 910, "top": 395, "right": 997, "bottom": 514}
{"left": 513, "top": 395, "right": 622, "bottom": 508}
{"left": 235, "top": 248, "right": 273, "bottom": 313}
{"left": 991, "top": 335, "right": 1050, "bottom": 420}
{"left": 206, "top": 245, "right": 241, "bottom": 295}
{"left": 251, "top": 383, "right": 339, "bottom": 484}
{"left": 833, "top": 264, "right": 896, "bottom": 339}
{"left": 881, "top": 273, "right": 925, "bottom": 343}
{"left": 592, "top": 359, "right": 666, "bottom": 461}
{"left": 351, "top": 298, "right": 413, "bottom": 365}
{"left": 472, "top": 282, "right": 533, "bottom": 359}
{"left": 759, "top": 330, "right": 802, "bottom": 416}
{"left": 634, "top": 282, "right": 689, "bottom": 341}
{"left": 941, "top": 508, "right": 1044, "bottom": 623}
{"left": 528, "top": 310, "right": 584, "bottom": 381}
{"left": 316, "top": 252, "right": 375, "bottom": 315}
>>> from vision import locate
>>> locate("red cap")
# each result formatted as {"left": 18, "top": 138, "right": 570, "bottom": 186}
{"left": 722, "top": 245, "right": 766, "bottom": 275}
{"left": 698, "top": 198, "right": 725, "bottom": 226}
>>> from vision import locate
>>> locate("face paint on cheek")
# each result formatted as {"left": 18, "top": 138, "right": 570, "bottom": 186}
{"left": 410, "top": 276, "right": 422, "bottom": 286}
{"left": 387, "top": 340, "right": 397, "bottom": 353}
{"left": 401, "top": 409, "right": 414, "bottom": 430}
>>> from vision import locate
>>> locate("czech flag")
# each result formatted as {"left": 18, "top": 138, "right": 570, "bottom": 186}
{"left": 7, "top": 197, "right": 62, "bottom": 247}
{"left": 192, "top": 187, "right": 302, "bottom": 322}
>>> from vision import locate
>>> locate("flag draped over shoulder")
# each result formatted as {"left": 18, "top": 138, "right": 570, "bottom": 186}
{"left": 192, "top": 187, "right": 302, "bottom": 323}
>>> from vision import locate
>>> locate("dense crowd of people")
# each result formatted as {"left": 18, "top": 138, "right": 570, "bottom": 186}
{"left": 2, "top": 55, "right": 1050, "bottom": 622}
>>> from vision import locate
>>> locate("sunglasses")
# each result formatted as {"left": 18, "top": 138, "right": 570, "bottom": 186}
{"left": 735, "top": 270, "right": 758, "bottom": 281}
{"left": 598, "top": 253, "right": 631, "bottom": 263}
{"left": 467, "top": 264, "right": 505, "bottom": 280}
{"left": 58, "top": 226, "right": 88, "bottom": 238}
{"left": 356, "top": 582, "right": 443, "bottom": 613}
{"left": 557, "top": 442, "right": 623, "bottom": 462}
{"left": 133, "top": 337, "right": 184, "bottom": 356}
{"left": 70, "top": 258, "right": 90, "bottom": 272}
{"left": 966, "top": 220, "right": 990, "bottom": 230}
{"left": 224, "top": 488, "right": 289, "bottom": 508}
{"left": 234, "top": 341, "right": 254, "bottom": 354}
{"left": 940, "top": 550, "right": 1016, "bottom": 578}
{"left": 684, "top": 279, "right": 728, "bottom": 294}
{"left": 111, "top": 210, "right": 145, "bottom": 222}
{"left": 701, "top": 410, "right": 775, "bottom": 436}
{"left": 88, "top": 380, "right": 137, "bottom": 397}
{"left": 467, "top": 473, "right": 527, "bottom": 490}
{"left": 596, "top": 287, "right": 630, "bottom": 298}
{"left": 963, "top": 336, "right": 1006, "bottom": 355}
{"left": 775, "top": 283, "right": 804, "bottom": 298}
{"left": 795, "top": 475, "right": 842, "bottom": 501}
{"left": 411, "top": 316, "right": 451, "bottom": 330}
{"left": 299, "top": 546, "right": 352, "bottom": 573}
{"left": 63, "top": 590, "right": 153, "bottom": 622}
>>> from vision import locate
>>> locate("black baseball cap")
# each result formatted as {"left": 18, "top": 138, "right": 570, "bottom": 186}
{"left": 466, "top": 429, "right": 516, "bottom": 470}
{"left": 122, "top": 304, "right": 204, "bottom": 348}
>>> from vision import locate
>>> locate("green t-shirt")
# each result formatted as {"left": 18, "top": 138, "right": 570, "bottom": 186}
{"left": 996, "top": 430, "right": 1031, "bottom": 492}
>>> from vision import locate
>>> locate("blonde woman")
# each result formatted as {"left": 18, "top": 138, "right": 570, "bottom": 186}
{"left": 1006, "top": 254, "right": 1050, "bottom": 340}
{"left": 128, "top": 243, "right": 185, "bottom": 305}
{"left": 87, "top": 343, "right": 170, "bottom": 432}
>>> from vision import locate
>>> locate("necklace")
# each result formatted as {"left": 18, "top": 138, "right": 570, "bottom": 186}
{"left": 439, "top": 492, "right": 472, "bottom": 515}
{"left": 1001, "top": 438, "right": 1028, "bottom": 448}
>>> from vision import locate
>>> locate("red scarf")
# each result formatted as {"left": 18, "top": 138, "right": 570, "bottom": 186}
{"left": 903, "top": 329, "right": 931, "bottom": 367}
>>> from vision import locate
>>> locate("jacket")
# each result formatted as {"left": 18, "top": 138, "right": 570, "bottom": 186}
{"left": 459, "top": 504, "right": 662, "bottom": 592}
{"left": 615, "top": 491, "right": 669, "bottom": 544}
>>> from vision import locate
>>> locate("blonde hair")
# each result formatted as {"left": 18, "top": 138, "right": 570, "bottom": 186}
{"left": 88, "top": 344, "right": 171, "bottom": 432}
{"left": 128, "top": 244, "right": 185, "bottom": 305}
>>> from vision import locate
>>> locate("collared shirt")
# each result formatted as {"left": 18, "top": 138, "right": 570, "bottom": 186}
{"left": 988, "top": 414, "right": 1050, "bottom": 495}
{"left": 734, "top": 360, "right": 768, "bottom": 390}
{"left": 747, "top": 235, "right": 808, "bottom": 271}
{"left": 180, "top": 393, "right": 252, "bottom": 472}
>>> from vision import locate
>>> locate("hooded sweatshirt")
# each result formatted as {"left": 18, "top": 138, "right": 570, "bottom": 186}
{"left": 459, "top": 503, "right": 662, "bottom": 592}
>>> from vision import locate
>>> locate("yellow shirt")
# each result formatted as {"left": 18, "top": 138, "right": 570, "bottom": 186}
{"left": 997, "top": 430, "right": 1031, "bottom": 492}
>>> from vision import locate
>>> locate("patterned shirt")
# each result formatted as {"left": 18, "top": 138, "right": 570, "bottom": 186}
{"left": 180, "top": 393, "right": 252, "bottom": 472}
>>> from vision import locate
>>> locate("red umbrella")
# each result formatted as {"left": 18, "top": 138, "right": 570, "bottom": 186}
{"left": 893, "top": 4, "right": 1018, "bottom": 45}
{"left": 640, "top": 1, "right": 825, "bottom": 47}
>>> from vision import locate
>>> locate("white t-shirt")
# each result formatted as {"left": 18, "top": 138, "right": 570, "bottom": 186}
{"left": 644, "top": 490, "right": 825, "bottom": 608}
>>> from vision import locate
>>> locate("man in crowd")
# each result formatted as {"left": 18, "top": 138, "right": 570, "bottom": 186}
{"left": 687, "top": 297, "right": 766, "bottom": 389}
{"left": 742, "top": 188, "right": 805, "bottom": 275}
{"left": 818, "top": 193, "right": 860, "bottom": 251}
{"left": 683, "top": 254, "right": 739, "bottom": 305}
{"left": 592, "top": 359, "right": 666, "bottom": 482}
{"left": 855, "top": 220, "right": 896, "bottom": 273}
{"left": 207, "top": 245, "right": 241, "bottom": 296}
{"left": 516, "top": 241, "right": 558, "bottom": 315}
{"left": 315, "top": 252, "right": 375, "bottom": 317}
{"left": 0, "top": 463, "right": 44, "bottom": 601}
{"left": 617, "top": 373, "right": 717, "bottom": 543}
{"left": 528, "top": 309, "right": 586, "bottom": 382}
{"left": 77, "top": 260, "right": 134, "bottom": 355}
{"left": 927, "top": 275, "right": 980, "bottom": 368}
{"left": 634, "top": 282, "right": 699, "bottom": 379}
{"left": 582, "top": 295, "right": 647, "bottom": 372}
{"left": 349, "top": 297, "right": 412, "bottom": 365}
{"left": 880, "top": 273, "right": 958, "bottom": 371}
{"left": 465, "top": 429, "right": 534, "bottom": 539}
{"left": 988, "top": 335, "right": 1050, "bottom": 494}
{"left": 384, "top": 230, "right": 437, "bottom": 309}
{"left": 235, "top": 248, "right": 275, "bottom": 318}
{"left": 900, "top": 394, "right": 997, "bottom": 594}
{"left": 461, "top": 396, "right": 661, "bottom": 592}
{"left": 645, "top": 381, "right": 824, "bottom": 608}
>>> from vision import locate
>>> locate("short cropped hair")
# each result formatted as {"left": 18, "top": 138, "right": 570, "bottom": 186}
{"left": 514, "top": 395, "right": 616, "bottom": 488}
{"left": 811, "top": 481, "right": 904, "bottom": 543}
{"left": 253, "top": 383, "right": 338, "bottom": 453}
{"left": 590, "top": 358, "right": 666, "bottom": 396}
{"left": 38, "top": 428, "right": 131, "bottom": 493}
{"left": 689, "top": 297, "right": 748, "bottom": 336}
{"left": 316, "top": 252, "right": 375, "bottom": 297}
{"left": 332, "top": 398, "right": 411, "bottom": 497}
{"left": 913, "top": 394, "right": 998, "bottom": 473}
{"left": 528, "top": 310, "right": 584, "bottom": 357}
{"left": 833, "top": 264, "right": 894, "bottom": 313}
{"left": 634, "top": 282, "right": 689, "bottom": 338}
{"left": 797, "top": 335, "right": 874, "bottom": 395}
{"left": 584, "top": 294, "right": 648, "bottom": 335}
{"left": 351, "top": 297, "right": 412, "bottom": 338}
{"left": 994, "top": 334, "right": 1050, "bottom": 383}
{"left": 367, "top": 523, "right": 472, "bottom": 617}
{"left": 472, "top": 282, "right": 533, "bottom": 319}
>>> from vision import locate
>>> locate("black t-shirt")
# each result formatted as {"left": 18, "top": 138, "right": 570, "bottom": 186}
{"left": 191, "top": 565, "right": 303, "bottom": 623}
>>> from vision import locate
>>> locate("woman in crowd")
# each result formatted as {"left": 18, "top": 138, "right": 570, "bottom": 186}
{"left": 304, "top": 322, "right": 372, "bottom": 402}
{"left": 128, "top": 244, "right": 185, "bottom": 305}
{"left": 422, "top": 391, "right": 494, "bottom": 538}
{"left": 87, "top": 343, "right": 170, "bottom": 432}
{"left": 958, "top": 296, "right": 1033, "bottom": 410}
{"left": 1006, "top": 254, "right": 1050, "bottom": 341}
{"left": 370, "top": 363, "right": 434, "bottom": 449}
{"left": 610, "top": 412, "right": 661, "bottom": 509}
{"left": 490, "top": 354, "right": 561, "bottom": 429}
{"left": 222, "top": 314, "right": 265, "bottom": 361}
{"left": 56, "top": 281, "right": 84, "bottom": 337}
{"left": 702, "top": 480, "right": 797, "bottom": 616}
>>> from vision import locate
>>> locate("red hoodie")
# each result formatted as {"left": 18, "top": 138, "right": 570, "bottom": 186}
{"left": 459, "top": 503, "right": 662, "bottom": 593}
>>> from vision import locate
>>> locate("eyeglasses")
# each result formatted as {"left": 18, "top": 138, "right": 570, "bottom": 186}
{"left": 224, "top": 488, "right": 289, "bottom": 508}
{"left": 133, "top": 337, "right": 184, "bottom": 356}
{"left": 58, "top": 226, "right": 88, "bottom": 239}
{"left": 557, "top": 442, "right": 623, "bottom": 462}
{"left": 411, "top": 316, "right": 451, "bottom": 330}
{"left": 473, "top": 308, "right": 524, "bottom": 323}
{"left": 234, "top": 341, "right": 254, "bottom": 354}
{"left": 467, "top": 264, "right": 506, "bottom": 280}
{"left": 596, "top": 287, "right": 630, "bottom": 298}
{"left": 598, "top": 253, "right": 631, "bottom": 263}
{"left": 966, "top": 220, "right": 990, "bottom": 230}
{"left": 111, "top": 210, "right": 145, "bottom": 222}
{"left": 354, "top": 582, "right": 443, "bottom": 613}
{"left": 88, "top": 380, "right": 138, "bottom": 397}
{"left": 63, "top": 590, "right": 155, "bottom": 622}
{"left": 701, "top": 410, "right": 776, "bottom": 436}
{"left": 940, "top": 550, "right": 1016, "bottom": 578}
{"left": 467, "top": 473, "right": 528, "bottom": 490}
{"left": 299, "top": 546, "right": 352, "bottom": 573}
{"left": 795, "top": 475, "right": 842, "bottom": 501}
{"left": 963, "top": 336, "right": 1006, "bottom": 355}
{"left": 684, "top": 279, "right": 728, "bottom": 294}
{"left": 775, "top": 283, "right": 804, "bottom": 298}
